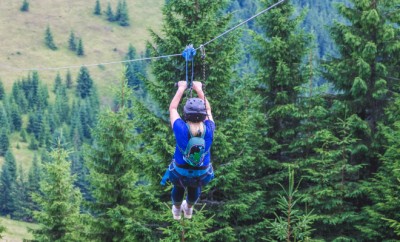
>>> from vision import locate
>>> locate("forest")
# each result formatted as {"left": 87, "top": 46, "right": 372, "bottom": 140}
{"left": 0, "top": 0, "right": 399, "bottom": 241}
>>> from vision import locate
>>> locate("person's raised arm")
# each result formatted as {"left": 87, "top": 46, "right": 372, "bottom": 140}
{"left": 169, "top": 81, "right": 187, "bottom": 127}
{"left": 192, "top": 81, "right": 213, "bottom": 122}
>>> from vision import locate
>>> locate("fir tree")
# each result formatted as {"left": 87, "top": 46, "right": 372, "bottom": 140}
{"left": 0, "top": 128, "right": 9, "bottom": 156}
{"left": 0, "top": 150, "right": 17, "bottom": 216}
{"left": 53, "top": 72, "right": 62, "bottom": 93}
{"left": 20, "top": 0, "right": 29, "bottom": 12}
{"left": 125, "top": 44, "right": 146, "bottom": 92}
{"left": 265, "top": 168, "right": 316, "bottom": 241}
{"left": 85, "top": 82, "right": 155, "bottom": 241}
{"left": 44, "top": 25, "right": 57, "bottom": 50}
{"left": 76, "top": 67, "right": 93, "bottom": 99}
{"left": 76, "top": 38, "right": 84, "bottom": 56}
{"left": 0, "top": 104, "right": 9, "bottom": 133}
{"left": 32, "top": 146, "right": 84, "bottom": 241}
{"left": 68, "top": 31, "right": 77, "bottom": 51}
{"left": 106, "top": 2, "right": 114, "bottom": 22}
{"left": 66, "top": 70, "right": 73, "bottom": 89}
{"left": 0, "top": 80, "right": 4, "bottom": 100}
{"left": 9, "top": 102, "right": 22, "bottom": 132}
{"left": 12, "top": 166, "right": 30, "bottom": 220}
{"left": 93, "top": 0, "right": 101, "bottom": 15}
{"left": 118, "top": 0, "right": 129, "bottom": 26}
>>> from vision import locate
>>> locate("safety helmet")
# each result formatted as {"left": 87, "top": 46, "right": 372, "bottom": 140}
{"left": 183, "top": 98, "right": 207, "bottom": 122}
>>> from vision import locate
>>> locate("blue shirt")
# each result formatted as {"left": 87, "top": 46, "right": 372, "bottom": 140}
{"left": 173, "top": 119, "right": 215, "bottom": 166}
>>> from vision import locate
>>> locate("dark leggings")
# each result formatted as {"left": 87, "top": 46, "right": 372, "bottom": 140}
{"left": 169, "top": 165, "right": 214, "bottom": 206}
{"left": 172, "top": 186, "right": 201, "bottom": 205}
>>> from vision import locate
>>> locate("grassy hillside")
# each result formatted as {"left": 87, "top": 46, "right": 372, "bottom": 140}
{"left": 0, "top": 0, "right": 163, "bottom": 175}
{"left": 0, "top": 0, "right": 163, "bottom": 98}
{"left": 0, "top": 216, "right": 39, "bottom": 241}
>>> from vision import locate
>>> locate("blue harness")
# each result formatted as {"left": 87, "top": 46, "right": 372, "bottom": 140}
{"left": 160, "top": 161, "right": 212, "bottom": 186}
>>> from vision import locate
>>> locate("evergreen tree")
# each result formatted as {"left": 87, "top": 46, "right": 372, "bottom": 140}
{"left": 265, "top": 168, "right": 316, "bottom": 241}
{"left": 20, "top": 0, "right": 29, "bottom": 12}
{"left": 66, "top": 70, "right": 73, "bottom": 89}
{"left": 44, "top": 25, "right": 57, "bottom": 50}
{"left": 360, "top": 97, "right": 400, "bottom": 240}
{"left": 76, "top": 38, "right": 84, "bottom": 56}
{"left": 106, "top": 2, "right": 114, "bottom": 22}
{"left": 93, "top": 0, "right": 101, "bottom": 15}
{"left": 125, "top": 44, "right": 146, "bottom": 93}
{"left": 53, "top": 72, "right": 62, "bottom": 93}
{"left": 0, "top": 80, "right": 4, "bottom": 100}
{"left": 68, "top": 31, "right": 77, "bottom": 51}
{"left": 0, "top": 150, "right": 17, "bottom": 216}
{"left": 12, "top": 166, "right": 30, "bottom": 220}
{"left": 76, "top": 67, "right": 93, "bottom": 99}
{"left": 0, "top": 104, "right": 9, "bottom": 133}
{"left": 248, "top": 0, "right": 312, "bottom": 238}
{"left": 85, "top": 82, "right": 154, "bottom": 241}
{"left": 32, "top": 146, "right": 84, "bottom": 241}
{"left": 133, "top": 0, "right": 262, "bottom": 239}
{"left": 54, "top": 85, "right": 70, "bottom": 126}
{"left": 26, "top": 154, "right": 41, "bottom": 215}
{"left": 0, "top": 128, "right": 9, "bottom": 156}
{"left": 118, "top": 0, "right": 130, "bottom": 26}
{"left": 321, "top": 1, "right": 400, "bottom": 239}
{"left": 9, "top": 102, "right": 22, "bottom": 132}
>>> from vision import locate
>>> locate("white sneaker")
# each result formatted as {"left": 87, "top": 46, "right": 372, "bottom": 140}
{"left": 172, "top": 205, "right": 182, "bottom": 220}
{"left": 182, "top": 200, "right": 193, "bottom": 219}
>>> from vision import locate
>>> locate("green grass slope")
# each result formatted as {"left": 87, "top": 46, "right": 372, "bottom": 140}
{"left": 0, "top": 216, "right": 39, "bottom": 241}
{"left": 0, "top": 0, "right": 163, "bottom": 98}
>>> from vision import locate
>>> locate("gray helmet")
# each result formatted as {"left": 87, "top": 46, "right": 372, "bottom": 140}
{"left": 183, "top": 98, "right": 207, "bottom": 122}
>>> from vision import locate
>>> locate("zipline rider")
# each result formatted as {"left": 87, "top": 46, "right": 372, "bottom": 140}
{"left": 164, "top": 80, "right": 215, "bottom": 220}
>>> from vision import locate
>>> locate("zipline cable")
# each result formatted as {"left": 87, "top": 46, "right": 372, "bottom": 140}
{"left": 0, "top": 0, "right": 285, "bottom": 72}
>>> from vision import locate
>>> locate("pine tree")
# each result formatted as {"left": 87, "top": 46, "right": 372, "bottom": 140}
{"left": 32, "top": 146, "right": 84, "bottom": 241}
{"left": 0, "top": 128, "right": 9, "bottom": 156}
{"left": 76, "top": 38, "right": 84, "bottom": 56}
{"left": 76, "top": 67, "right": 93, "bottom": 99}
{"left": 93, "top": 0, "right": 101, "bottom": 15}
{"left": 12, "top": 166, "right": 30, "bottom": 220}
{"left": 85, "top": 82, "right": 155, "bottom": 241}
{"left": 133, "top": 0, "right": 264, "bottom": 239}
{"left": 9, "top": 102, "right": 22, "bottom": 132}
{"left": 118, "top": 0, "right": 130, "bottom": 26}
{"left": 265, "top": 168, "right": 316, "bottom": 241}
{"left": 65, "top": 70, "right": 73, "bottom": 89}
{"left": 321, "top": 1, "right": 400, "bottom": 239}
{"left": 44, "top": 25, "right": 57, "bottom": 50}
{"left": 106, "top": 2, "right": 114, "bottom": 22}
{"left": 20, "top": 0, "right": 29, "bottom": 12}
{"left": 0, "top": 150, "right": 17, "bottom": 216}
{"left": 68, "top": 31, "right": 77, "bottom": 51}
{"left": 0, "top": 80, "right": 4, "bottom": 100}
{"left": 0, "top": 104, "right": 9, "bottom": 133}
{"left": 125, "top": 44, "right": 146, "bottom": 92}
{"left": 53, "top": 72, "right": 62, "bottom": 93}
{"left": 249, "top": 0, "right": 312, "bottom": 237}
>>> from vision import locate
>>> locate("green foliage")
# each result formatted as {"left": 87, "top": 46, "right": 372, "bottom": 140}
{"left": 44, "top": 25, "right": 57, "bottom": 50}
{"left": 0, "top": 80, "right": 4, "bottom": 100}
{"left": 68, "top": 31, "right": 77, "bottom": 51}
{"left": 106, "top": 2, "right": 114, "bottom": 22}
{"left": 159, "top": 203, "right": 215, "bottom": 242}
{"left": 65, "top": 70, "right": 73, "bottom": 89}
{"left": 32, "top": 146, "right": 84, "bottom": 241}
{"left": 76, "top": 67, "right": 93, "bottom": 98}
{"left": 116, "top": 0, "right": 129, "bottom": 26}
{"left": 0, "top": 150, "right": 17, "bottom": 216}
{"left": 265, "top": 167, "right": 316, "bottom": 241}
{"left": 85, "top": 81, "right": 155, "bottom": 241}
{"left": 20, "top": 0, "right": 29, "bottom": 12}
{"left": 93, "top": 0, "right": 101, "bottom": 15}
{"left": 0, "top": 223, "right": 5, "bottom": 239}
{"left": 76, "top": 38, "right": 84, "bottom": 56}
{"left": 0, "top": 128, "right": 9, "bottom": 156}
{"left": 125, "top": 44, "right": 147, "bottom": 94}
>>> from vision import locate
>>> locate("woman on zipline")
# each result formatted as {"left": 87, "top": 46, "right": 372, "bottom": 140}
{"left": 168, "top": 80, "right": 215, "bottom": 220}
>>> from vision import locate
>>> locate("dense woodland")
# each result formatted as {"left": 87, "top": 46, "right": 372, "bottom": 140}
{"left": 0, "top": 0, "right": 399, "bottom": 241}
